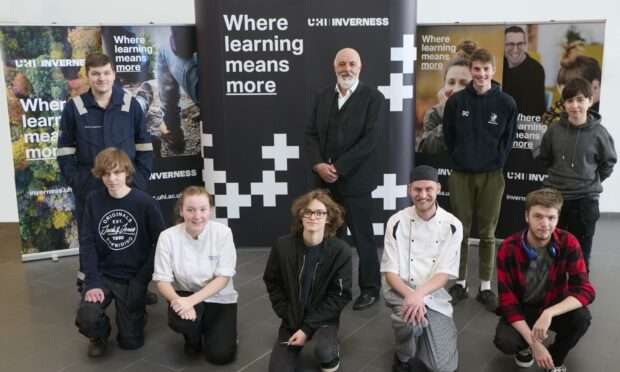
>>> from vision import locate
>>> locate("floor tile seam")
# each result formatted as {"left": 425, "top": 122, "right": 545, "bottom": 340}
{"left": 462, "top": 308, "right": 499, "bottom": 333}
{"left": 117, "top": 357, "right": 179, "bottom": 372}
{"left": 235, "top": 348, "right": 272, "bottom": 372}
{"left": 0, "top": 336, "right": 79, "bottom": 367}
{"left": 478, "top": 349, "right": 502, "bottom": 372}
{"left": 237, "top": 293, "right": 269, "bottom": 310}
{"left": 340, "top": 308, "right": 390, "bottom": 342}
{"left": 57, "top": 360, "right": 82, "bottom": 372}
{"left": 341, "top": 306, "right": 391, "bottom": 323}
{"left": 457, "top": 326, "right": 495, "bottom": 337}
{"left": 235, "top": 274, "right": 267, "bottom": 288}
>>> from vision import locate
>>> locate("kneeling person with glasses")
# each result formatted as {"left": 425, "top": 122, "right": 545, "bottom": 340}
{"left": 264, "top": 189, "right": 352, "bottom": 372}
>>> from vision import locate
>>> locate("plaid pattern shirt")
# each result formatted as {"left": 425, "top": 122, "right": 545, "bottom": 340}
{"left": 497, "top": 228, "right": 595, "bottom": 324}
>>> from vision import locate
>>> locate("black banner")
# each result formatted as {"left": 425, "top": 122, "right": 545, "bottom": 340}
{"left": 196, "top": 0, "right": 416, "bottom": 246}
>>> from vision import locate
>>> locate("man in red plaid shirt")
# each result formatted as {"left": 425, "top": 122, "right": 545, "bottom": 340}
{"left": 493, "top": 188, "right": 594, "bottom": 372}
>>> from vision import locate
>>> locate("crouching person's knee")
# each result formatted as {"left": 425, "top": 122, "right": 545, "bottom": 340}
{"left": 75, "top": 302, "right": 109, "bottom": 339}
{"left": 205, "top": 344, "right": 237, "bottom": 365}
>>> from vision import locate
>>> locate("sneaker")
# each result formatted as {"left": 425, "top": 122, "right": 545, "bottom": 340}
{"left": 320, "top": 356, "right": 340, "bottom": 372}
{"left": 448, "top": 283, "right": 469, "bottom": 305}
{"left": 547, "top": 365, "right": 567, "bottom": 372}
{"left": 87, "top": 338, "right": 107, "bottom": 357}
{"left": 146, "top": 291, "right": 158, "bottom": 305}
{"left": 160, "top": 123, "right": 185, "bottom": 153}
{"left": 392, "top": 354, "right": 412, "bottom": 372}
{"left": 476, "top": 288, "right": 499, "bottom": 312}
{"left": 514, "top": 347, "right": 534, "bottom": 368}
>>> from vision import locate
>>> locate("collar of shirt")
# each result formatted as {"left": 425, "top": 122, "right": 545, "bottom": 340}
{"left": 335, "top": 80, "right": 359, "bottom": 109}
{"left": 406, "top": 203, "right": 439, "bottom": 222}
{"left": 182, "top": 221, "right": 211, "bottom": 241}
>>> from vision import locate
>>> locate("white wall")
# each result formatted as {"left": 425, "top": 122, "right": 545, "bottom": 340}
{"left": 1, "top": 0, "right": 619, "bottom": 221}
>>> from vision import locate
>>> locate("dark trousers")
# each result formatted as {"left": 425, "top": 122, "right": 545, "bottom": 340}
{"left": 269, "top": 325, "right": 339, "bottom": 372}
{"left": 328, "top": 186, "right": 380, "bottom": 296}
{"left": 493, "top": 307, "right": 591, "bottom": 366}
{"left": 75, "top": 275, "right": 146, "bottom": 349}
{"left": 558, "top": 196, "right": 600, "bottom": 271}
{"left": 167, "top": 291, "right": 237, "bottom": 365}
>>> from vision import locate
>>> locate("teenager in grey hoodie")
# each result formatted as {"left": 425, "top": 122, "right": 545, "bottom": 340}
{"left": 538, "top": 77, "right": 616, "bottom": 271}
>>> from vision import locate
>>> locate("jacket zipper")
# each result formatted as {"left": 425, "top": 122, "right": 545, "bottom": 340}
{"left": 338, "top": 278, "right": 343, "bottom": 296}
{"left": 298, "top": 255, "right": 306, "bottom": 304}
{"left": 308, "top": 262, "right": 320, "bottom": 303}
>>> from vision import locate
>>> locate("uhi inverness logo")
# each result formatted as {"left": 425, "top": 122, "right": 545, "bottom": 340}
{"left": 98, "top": 209, "right": 138, "bottom": 250}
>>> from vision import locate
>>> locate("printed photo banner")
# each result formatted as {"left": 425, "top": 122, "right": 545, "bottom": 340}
{"left": 0, "top": 25, "right": 203, "bottom": 258}
{"left": 414, "top": 21, "right": 605, "bottom": 237}
{"left": 196, "top": 0, "right": 417, "bottom": 246}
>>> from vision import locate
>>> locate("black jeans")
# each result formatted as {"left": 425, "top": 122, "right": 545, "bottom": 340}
{"left": 167, "top": 291, "right": 237, "bottom": 365}
{"left": 75, "top": 275, "right": 146, "bottom": 349}
{"left": 493, "top": 307, "right": 591, "bottom": 366}
{"left": 558, "top": 195, "right": 600, "bottom": 271}
{"left": 269, "top": 324, "right": 340, "bottom": 372}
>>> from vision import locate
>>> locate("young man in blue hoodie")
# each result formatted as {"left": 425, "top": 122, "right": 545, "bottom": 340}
{"left": 443, "top": 48, "right": 518, "bottom": 312}
{"left": 75, "top": 148, "right": 165, "bottom": 357}
{"left": 537, "top": 77, "right": 616, "bottom": 271}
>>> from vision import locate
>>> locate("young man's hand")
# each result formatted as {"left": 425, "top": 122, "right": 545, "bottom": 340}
{"left": 532, "top": 311, "right": 552, "bottom": 342}
{"left": 531, "top": 341, "right": 554, "bottom": 369}
{"left": 84, "top": 288, "right": 105, "bottom": 303}
{"left": 402, "top": 290, "right": 426, "bottom": 325}
{"left": 288, "top": 329, "right": 308, "bottom": 346}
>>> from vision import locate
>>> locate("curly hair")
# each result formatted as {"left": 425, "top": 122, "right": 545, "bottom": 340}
{"left": 290, "top": 189, "right": 344, "bottom": 240}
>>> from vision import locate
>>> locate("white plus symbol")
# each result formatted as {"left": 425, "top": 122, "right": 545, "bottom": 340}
{"left": 214, "top": 183, "right": 251, "bottom": 219}
{"left": 251, "top": 171, "right": 287, "bottom": 207}
{"left": 391, "top": 34, "right": 417, "bottom": 73}
{"left": 378, "top": 73, "right": 413, "bottom": 112}
{"left": 203, "top": 158, "right": 227, "bottom": 195}
{"left": 372, "top": 173, "right": 408, "bottom": 210}
{"left": 262, "top": 134, "right": 299, "bottom": 171}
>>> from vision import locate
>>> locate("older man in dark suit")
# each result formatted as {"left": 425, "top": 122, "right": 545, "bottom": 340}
{"left": 306, "top": 48, "right": 386, "bottom": 310}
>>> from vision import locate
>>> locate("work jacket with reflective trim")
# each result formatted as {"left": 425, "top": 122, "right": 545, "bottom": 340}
{"left": 57, "top": 85, "right": 153, "bottom": 201}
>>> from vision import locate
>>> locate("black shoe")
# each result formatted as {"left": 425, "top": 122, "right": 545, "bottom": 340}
{"left": 183, "top": 334, "right": 202, "bottom": 356}
{"left": 184, "top": 341, "right": 202, "bottom": 356}
{"left": 353, "top": 293, "right": 378, "bottom": 311}
{"left": 146, "top": 291, "right": 158, "bottom": 305}
{"left": 514, "top": 347, "right": 534, "bottom": 368}
{"left": 320, "top": 356, "right": 340, "bottom": 372}
{"left": 448, "top": 283, "right": 469, "bottom": 305}
{"left": 87, "top": 338, "right": 107, "bottom": 357}
{"left": 392, "top": 354, "right": 412, "bottom": 372}
{"left": 476, "top": 288, "right": 498, "bottom": 313}
{"left": 160, "top": 123, "right": 186, "bottom": 154}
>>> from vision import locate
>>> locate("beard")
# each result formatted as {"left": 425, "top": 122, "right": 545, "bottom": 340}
{"left": 337, "top": 74, "right": 357, "bottom": 90}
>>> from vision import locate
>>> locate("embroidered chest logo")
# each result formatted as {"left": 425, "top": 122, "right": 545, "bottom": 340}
{"left": 461, "top": 110, "right": 469, "bottom": 117}
{"left": 99, "top": 209, "right": 138, "bottom": 250}
{"left": 488, "top": 113, "right": 498, "bottom": 125}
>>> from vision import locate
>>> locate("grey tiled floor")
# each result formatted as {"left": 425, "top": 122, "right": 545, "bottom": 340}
{"left": 1, "top": 216, "right": 619, "bottom": 371}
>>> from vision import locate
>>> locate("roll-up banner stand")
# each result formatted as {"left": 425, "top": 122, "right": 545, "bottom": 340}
{"left": 0, "top": 25, "right": 203, "bottom": 260}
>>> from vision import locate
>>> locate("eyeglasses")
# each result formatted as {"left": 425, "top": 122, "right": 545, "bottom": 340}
{"left": 301, "top": 209, "right": 328, "bottom": 219}
{"left": 505, "top": 42, "right": 526, "bottom": 49}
